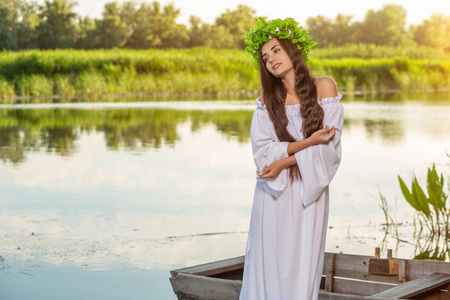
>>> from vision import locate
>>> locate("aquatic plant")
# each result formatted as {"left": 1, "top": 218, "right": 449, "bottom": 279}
{"left": 398, "top": 163, "right": 449, "bottom": 238}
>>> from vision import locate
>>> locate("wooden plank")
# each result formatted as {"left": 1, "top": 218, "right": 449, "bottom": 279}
{"left": 333, "top": 277, "right": 396, "bottom": 296}
{"left": 407, "top": 260, "right": 450, "bottom": 281}
{"left": 169, "top": 274, "right": 393, "bottom": 300}
{"left": 418, "top": 283, "right": 450, "bottom": 300}
{"left": 325, "top": 253, "right": 337, "bottom": 292}
{"left": 398, "top": 259, "right": 408, "bottom": 283}
{"left": 170, "top": 256, "right": 244, "bottom": 277}
{"left": 319, "top": 291, "right": 396, "bottom": 300}
{"left": 170, "top": 273, "right": 241, "bottom": 300}
{"left": 369, "top": 272, "right": 450, "bottom": 299}
{"left": 331, "top": 253, "right": 399, "bottom": 284}
{"left": 367, "top": 258, "right": 399, "bottom": 275}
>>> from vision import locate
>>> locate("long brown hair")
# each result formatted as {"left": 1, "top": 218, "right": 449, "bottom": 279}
{"left": 259, "top": 38, "right": 324, "bottom": 181}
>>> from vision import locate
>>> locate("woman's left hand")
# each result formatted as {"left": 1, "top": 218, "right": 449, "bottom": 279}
{"left": 257, "top": 160, "right": 285, "bottom": 179}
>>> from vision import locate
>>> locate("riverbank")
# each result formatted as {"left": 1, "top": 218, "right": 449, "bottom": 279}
{"left": 1, "top": 48, "right": 449, "bottom": 102}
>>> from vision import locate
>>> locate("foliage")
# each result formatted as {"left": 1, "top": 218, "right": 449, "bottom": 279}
{"left": 307, "top": 5, "right": 449, "bottom": 50}
{"left": 0, "top": 1, "right": 448, "bottom": 52}
{"left": 310, "top": 44, "right": 450, "bottom": 60}
{"left": 215, "top": 4, "right": 257, "bottom": 50}
{"left": 0, "top": 49, "right": 449, "bottom": 100}
{"left": 398, "top": 164, "right": 449, "bottom": 239}
{"left": 307, "top": 14, "right": 358, "bottom": 47}
{"left": 244, "top": 17, "right": 317, "bottom": 68}
{"left": 411, "top": 14, "right": 450, "bottom": 51}
{"left": 94, "top": 2, "right": 129, "bottom": 49}
{"left": 36, "top": 0, "right": 78, "bottom": 49}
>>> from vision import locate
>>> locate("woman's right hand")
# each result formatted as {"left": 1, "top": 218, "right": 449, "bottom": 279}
{"left": 309, "top": 125, "right": 336, "bottom": 145}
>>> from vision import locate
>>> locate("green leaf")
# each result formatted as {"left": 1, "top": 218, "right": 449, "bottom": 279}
{"left": 412, "top": 176, "right": 431, "bottom": 217}
{"left": 398, "top": 175, "right": 421, "bottom": 211}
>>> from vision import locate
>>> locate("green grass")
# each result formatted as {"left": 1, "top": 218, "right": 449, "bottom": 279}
{"left": 0, "top": 48, "right": 449, "bottom": 101}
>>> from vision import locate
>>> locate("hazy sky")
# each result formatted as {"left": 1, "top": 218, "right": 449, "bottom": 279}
{"left": 69, "top": 0, "right": 448, "bottom": 26}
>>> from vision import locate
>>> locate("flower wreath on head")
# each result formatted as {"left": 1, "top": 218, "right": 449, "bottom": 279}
{"left": 244, "top": 17, "right": 317, "bottom": 69}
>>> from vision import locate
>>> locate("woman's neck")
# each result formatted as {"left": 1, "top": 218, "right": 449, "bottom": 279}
{"left": 281, "top": 71, "right": 297, "bottom": 96}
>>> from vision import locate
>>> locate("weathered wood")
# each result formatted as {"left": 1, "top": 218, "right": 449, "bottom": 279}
{"left": 331, "top": 253, "right": 399, "bottom": 284}
{"left": 398, "top": 259, "right": 409, "bottom": 283}
{"left": 375, "top": 248, "right": 380, "bottom": 259}
{"left": 170, "top": 252, "right": 450, "bottom": 300}
{"left": 319, "top": 291, "right": 396, "bottom": 300}
{"left": 325, "top": 253, "right": 337, "bottom": 292}
{"left": 170, "top": 273, "right": 394, "bottom": 300}
{"left": 368, "top": 258, "right": 399, "bottom": 275}
{"left": 170, "top": 273, "right": 241, "bottom": 300}
{"left": 333, "top": 277, "right": 396, "bottom": 296}
{"left": 417, "top": 283, "right": 450, "bottom": 300}
{"left": 407, "top": 260, "right": 450, "bottom": 281}
{"left": 170, "top": 256, "right": 244, "bottom": 277}
{"left": 369, "top": 272, "right": 450, "bottom": 299}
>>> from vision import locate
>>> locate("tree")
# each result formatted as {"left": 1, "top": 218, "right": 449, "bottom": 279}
{"left": 307, "top": 14, "right": 357, "bottom": 47}
{"left": 215, "top": 5, "right": 257, "bottom": 49}
{"left": 412, "top": 14, "right": 450, "bottom": 50}
{"left": 187, "top": 16, "right": 207, "bottom": 47}
{"left": 307, "top": 15, "right": 333, "bottom": 47}
{"left": 95, "top": 2, "right": 129, "bottom": 48}
{"left": 125, "top": 1, "right": 187, "bottom": 49}
{"left": 331, "top": 14, "right": 356, "bottom": 46}
{"left": 17, "top": 1, "right": 40, "bottom": 49}
{"left": 74, "top": 16, "right": 97, "bottom": 49}
{"left": 0, "top": 0, "right": 20, "bottom": 50}
{"left": 209, "top": 25, "right": 234, "bottom": 49}
{"left": 36, "top": 0, "right": 78, "bottom": 49}
{"left": 125, "top": 2, "right": 161, "bottom": 48}
{"left": 357, "top": 4, "right": 408, "bottom": 46}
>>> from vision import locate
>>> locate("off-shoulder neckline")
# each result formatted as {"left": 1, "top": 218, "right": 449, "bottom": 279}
{"left": 255, "top": 93, "right": 342, "bottom": 109}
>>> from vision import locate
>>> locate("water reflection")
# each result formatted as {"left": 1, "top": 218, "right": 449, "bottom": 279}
{"left": 0, "top": 108, "right": 254, "bottom": 165}
{"left": 1, "top": 97, "right": 449, "bottom": 299}
{"left": 2, "top": 100, "right": 443, "bottom": 165}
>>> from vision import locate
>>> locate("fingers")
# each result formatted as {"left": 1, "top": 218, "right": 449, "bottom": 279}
{"left": 319, "top": 127, "right": 332, "bottom": 134}
{"left": 324, "top": 127, "right": 336, "bottom": 141}
{"left": 257, "top": 164, "right": 273, "bottom": 178}
{"left": 257, "top": 165, "right": 269, "bottom": 177}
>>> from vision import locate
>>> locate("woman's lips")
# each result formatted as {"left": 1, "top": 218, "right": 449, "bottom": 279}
{"left": 273, "top": 63, "right": 281, "bottom": 70}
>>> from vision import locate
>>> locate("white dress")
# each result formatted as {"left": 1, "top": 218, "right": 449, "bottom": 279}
{"left": 239, "top": 94, "right": 344, "bottom": 300}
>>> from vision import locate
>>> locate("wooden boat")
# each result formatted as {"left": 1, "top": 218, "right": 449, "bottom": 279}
{"left": 169, "top": 248, "right": 450, "bottom": 300}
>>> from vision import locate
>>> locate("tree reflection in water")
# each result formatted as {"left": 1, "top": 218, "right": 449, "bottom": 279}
{"left": 0, "top": 105, "right": 407, "bottom": 165}
{"left": 0, "top": 108, "right": 254, "bottom": 164}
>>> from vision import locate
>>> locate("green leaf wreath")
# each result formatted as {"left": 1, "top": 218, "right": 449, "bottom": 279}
{"left": 244, "top": 17, "right": 317, "bottom": 69}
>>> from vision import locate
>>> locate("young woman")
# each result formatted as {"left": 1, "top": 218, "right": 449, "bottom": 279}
{"left": 240, "top": 18, "right": 344, "bottom": 300}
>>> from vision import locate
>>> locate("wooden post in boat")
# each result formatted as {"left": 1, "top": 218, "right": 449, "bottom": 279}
{"left": 398, "top": 259, "right": 409, "bottom": 284}
{"left": 325, "top": 253, "right": 336, "bottom": 292}
{"left": 368, "top": 248, "right": 398, "bottom": 275}
{"left": 374, "top": 247, "right": 380, "bottom": 258}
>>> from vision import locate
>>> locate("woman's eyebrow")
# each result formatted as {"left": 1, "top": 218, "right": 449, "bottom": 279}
{"left": 262, "top": 45, "right": 279, "bottom": 58}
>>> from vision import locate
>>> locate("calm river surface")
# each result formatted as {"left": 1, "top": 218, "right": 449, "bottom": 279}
{"left": 1, "top": 93, "right": 450, "bottom": 299}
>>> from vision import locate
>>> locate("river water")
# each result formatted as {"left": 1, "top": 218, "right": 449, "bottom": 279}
{"left": 0, "top": 93, "right": 449, "bottom": 299}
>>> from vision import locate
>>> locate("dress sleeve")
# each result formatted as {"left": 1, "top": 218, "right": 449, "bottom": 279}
{"left": 294, "top": 94, "right": 344, "bottom": 207}
{"left": 251, "top": 106, "right": 290, "bottom": 198}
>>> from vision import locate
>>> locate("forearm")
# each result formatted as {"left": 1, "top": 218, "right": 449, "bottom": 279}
{"left": 279, "top": 154, "right": 297, "bottom": 169}
{"left": 287, "top": 137, "right": 314, "bottom": 156}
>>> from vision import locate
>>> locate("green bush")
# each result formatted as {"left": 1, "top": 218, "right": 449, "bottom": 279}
{"left": 0, "top": 48, "right": 449, "bottom": 101}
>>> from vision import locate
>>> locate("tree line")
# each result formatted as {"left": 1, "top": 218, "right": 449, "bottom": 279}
{"left": 0, "top": 0, "right": 449, "bottom": 51}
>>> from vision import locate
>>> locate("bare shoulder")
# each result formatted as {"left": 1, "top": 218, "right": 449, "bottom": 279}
{"left": 315, "top": 76, "right": 338, "bottom": 102}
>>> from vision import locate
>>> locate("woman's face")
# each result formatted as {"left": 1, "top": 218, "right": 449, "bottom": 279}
{"left": 261, "top": 38, "right": 294, "bottom": 78}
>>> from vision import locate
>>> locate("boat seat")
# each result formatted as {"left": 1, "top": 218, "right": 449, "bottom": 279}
{"left": 369, "top": 272, "right": 450, "bottom": 299}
